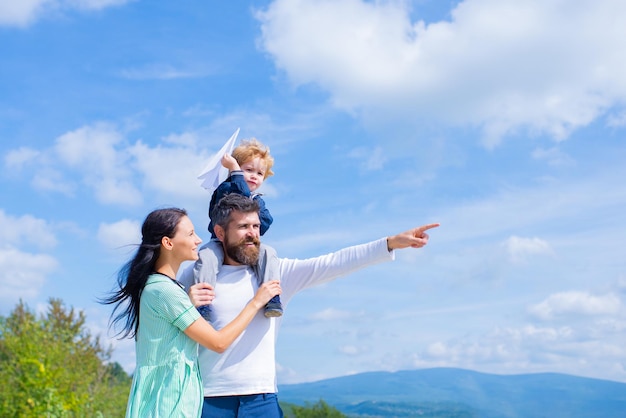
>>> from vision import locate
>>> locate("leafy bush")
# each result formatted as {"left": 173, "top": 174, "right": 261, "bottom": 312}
{"left": 0, "top": 299, "right": 131, "bottom": 417}
{"left": 284, "top": 399, "right": 347, "bottom": 418}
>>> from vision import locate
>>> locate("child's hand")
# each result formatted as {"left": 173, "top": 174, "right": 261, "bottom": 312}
{"left": 188, "top": 282, "right": 215, "bottom": 307}
{"left": 253, "top": 280, "right": 281, "bottom": 307}
{"left": 221, "top": 153, "right": 240, "bottom": 172}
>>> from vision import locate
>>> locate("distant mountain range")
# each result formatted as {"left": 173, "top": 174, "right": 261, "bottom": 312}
{"left": 277, "top": 368, "right": 626, "bottom": 417}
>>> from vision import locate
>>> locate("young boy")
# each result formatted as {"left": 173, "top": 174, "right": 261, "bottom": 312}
{"left": 194, "top": 138, "right": 282, "bottom": 319}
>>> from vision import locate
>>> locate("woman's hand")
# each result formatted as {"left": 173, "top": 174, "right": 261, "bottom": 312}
{"left": 186, "top": 280, "right": 281, "bottom": 353}
{"left": 188, "top": 282, "right": 215, "bottom": 307}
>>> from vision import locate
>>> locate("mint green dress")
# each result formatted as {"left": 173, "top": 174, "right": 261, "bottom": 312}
{"left": 125, "top": 274, "right": 202, "bottom": 418}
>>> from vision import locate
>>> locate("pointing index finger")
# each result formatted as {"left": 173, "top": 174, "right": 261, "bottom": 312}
{"left": 417, "top": 223, "right": 440, "bottom": 232}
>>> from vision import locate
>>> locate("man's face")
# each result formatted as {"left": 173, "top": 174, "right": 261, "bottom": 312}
{"left": 220, "top": 210, "right": 261, "bottom": 265}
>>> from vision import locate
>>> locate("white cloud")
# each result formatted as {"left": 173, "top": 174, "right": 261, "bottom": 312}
{"left": 531, "top": 146, "right": 575, "bottom": 167}
{"left": 421, "top": 340, "right": 514, "bottom": 364}
{"left": 54, "top": 123, "right": 142, "bottom": 206}
{"left": 97, "top": 219, "right": 141, "bottom": 251}
{"left": 529, "top": 291, "right": 622, "bottom": 320}
{"left": 3, "top": 146, "right": 76, "bottom": 195}
{"left": 503, "top": 235, "right": 553, "bottom": 264}
{"left": 0, "top": 211, "right": 59, "bottom": 307}
{"left": 3, "top": 122, "right": 222, "bottom": 207}
{"left": 421, "top": 326, "right": 576, "bottom": 365}
{"left": 67, "top": 0, "right": 133, "bottom": 12}
{"left": 492, "top": 324, "right": 574, "bottom": 343}
{"left": 0, "top": 210, "right": 57, "bottom": 249}
{"left": 257, "top": 0, "right": 626, "bottom": 146}
{"left": 162, "top": 132, "right": 200, "bottom": 148}
{"left": 118, "top": 63, "right": 204, "bottom": 81}
{"left": 338, "top": 344, "right": 362, "bottom": 356}
{"left": 31, "top": 168, "right": 76, "bottom": 195}
{"left": 0, "top": 0, "right": 51, "bottom": 27}
{"left": 403, "top": 321, "right": 626, "bottom": 381}
{"left": 129, "top": 140, "right": 208, "bottom": 200}
{"left": 55, "top": 123, "right": 123, "bottom": 167}
{"left": 0, "top": 0, "right": 133, "bottom": 27}
{"left": 347, "top": 146, "right": 386, "bottom": 171}
{"left": 0, "top": 246, "right": 58, "bottom": 305}
{"left": 3, "top": 146, "right": 41, "bottom": 170}
{"left": 311, "top": 307, "right": 365, "bottom": 321}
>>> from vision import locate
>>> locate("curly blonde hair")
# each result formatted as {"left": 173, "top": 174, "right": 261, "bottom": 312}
{"left": 231, "top": 138, "right": 274, "bottom": 178}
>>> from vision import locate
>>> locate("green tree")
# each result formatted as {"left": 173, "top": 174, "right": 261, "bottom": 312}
{"left": 0, "top": 298, "right": 131, "bottom": 417}
{"left": 289, "top": 399, "right": 347, "bottom": 418}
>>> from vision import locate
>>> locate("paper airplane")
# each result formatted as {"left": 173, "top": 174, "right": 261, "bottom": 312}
{"left": 197, "top": 128, "right": 240, "bottom": 194}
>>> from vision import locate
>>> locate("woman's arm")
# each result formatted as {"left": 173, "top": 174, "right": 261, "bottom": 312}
{"left": 184, "top": 280, "right": 281, "bottom": 353}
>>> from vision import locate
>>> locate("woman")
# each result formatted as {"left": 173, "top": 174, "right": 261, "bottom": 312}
{"left": 101, "top": 208, "right": 280, "bottom": 417}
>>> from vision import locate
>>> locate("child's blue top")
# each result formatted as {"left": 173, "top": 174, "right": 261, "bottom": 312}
{"left": 208, "top": 170, "right": 273, "bottom": 238}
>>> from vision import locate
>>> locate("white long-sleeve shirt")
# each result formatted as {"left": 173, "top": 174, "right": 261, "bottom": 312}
{"left": 178, "top": 237, "right": 394, "bottom": 396}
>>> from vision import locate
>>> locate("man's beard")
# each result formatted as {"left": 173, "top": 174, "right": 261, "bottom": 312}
{"left": 224, "top": 235, "right": 261, "bottom": 265}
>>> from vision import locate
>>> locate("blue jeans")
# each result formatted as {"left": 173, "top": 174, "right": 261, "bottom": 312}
{"left": 201, "top": 393, "right": 283, "bottom": 418}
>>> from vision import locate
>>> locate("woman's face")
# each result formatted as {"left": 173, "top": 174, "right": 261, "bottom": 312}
{"left": 170, "top": 215, "right": 202, "bottom": 262}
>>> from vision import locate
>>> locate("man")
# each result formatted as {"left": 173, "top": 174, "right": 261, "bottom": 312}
{"left": 179, "top": 193, "right": 439, "bottom": 417}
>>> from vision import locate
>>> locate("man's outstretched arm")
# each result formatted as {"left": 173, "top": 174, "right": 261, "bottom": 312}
{"left": 386, "top": 223, "right": 440, "bottom": 251}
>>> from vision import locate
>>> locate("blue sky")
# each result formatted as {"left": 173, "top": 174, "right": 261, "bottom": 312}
{"left": 1, "top": 0, "right": 626, "bottom": 385}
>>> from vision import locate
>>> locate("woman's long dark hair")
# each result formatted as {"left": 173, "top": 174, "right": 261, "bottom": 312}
{"left": 100, "top": 207, "right": 188, "bottom": 339}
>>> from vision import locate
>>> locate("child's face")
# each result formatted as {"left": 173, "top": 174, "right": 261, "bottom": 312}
{"left": 240, "top": 156, "right": 266, "bottom": 192}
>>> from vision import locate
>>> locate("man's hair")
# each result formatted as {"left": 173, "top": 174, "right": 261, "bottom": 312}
{"left": 211, "top": 193, "right": 260, "bottom": 230}
{"left": 232, "top": 138, "right": 274, "bottom": 179}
